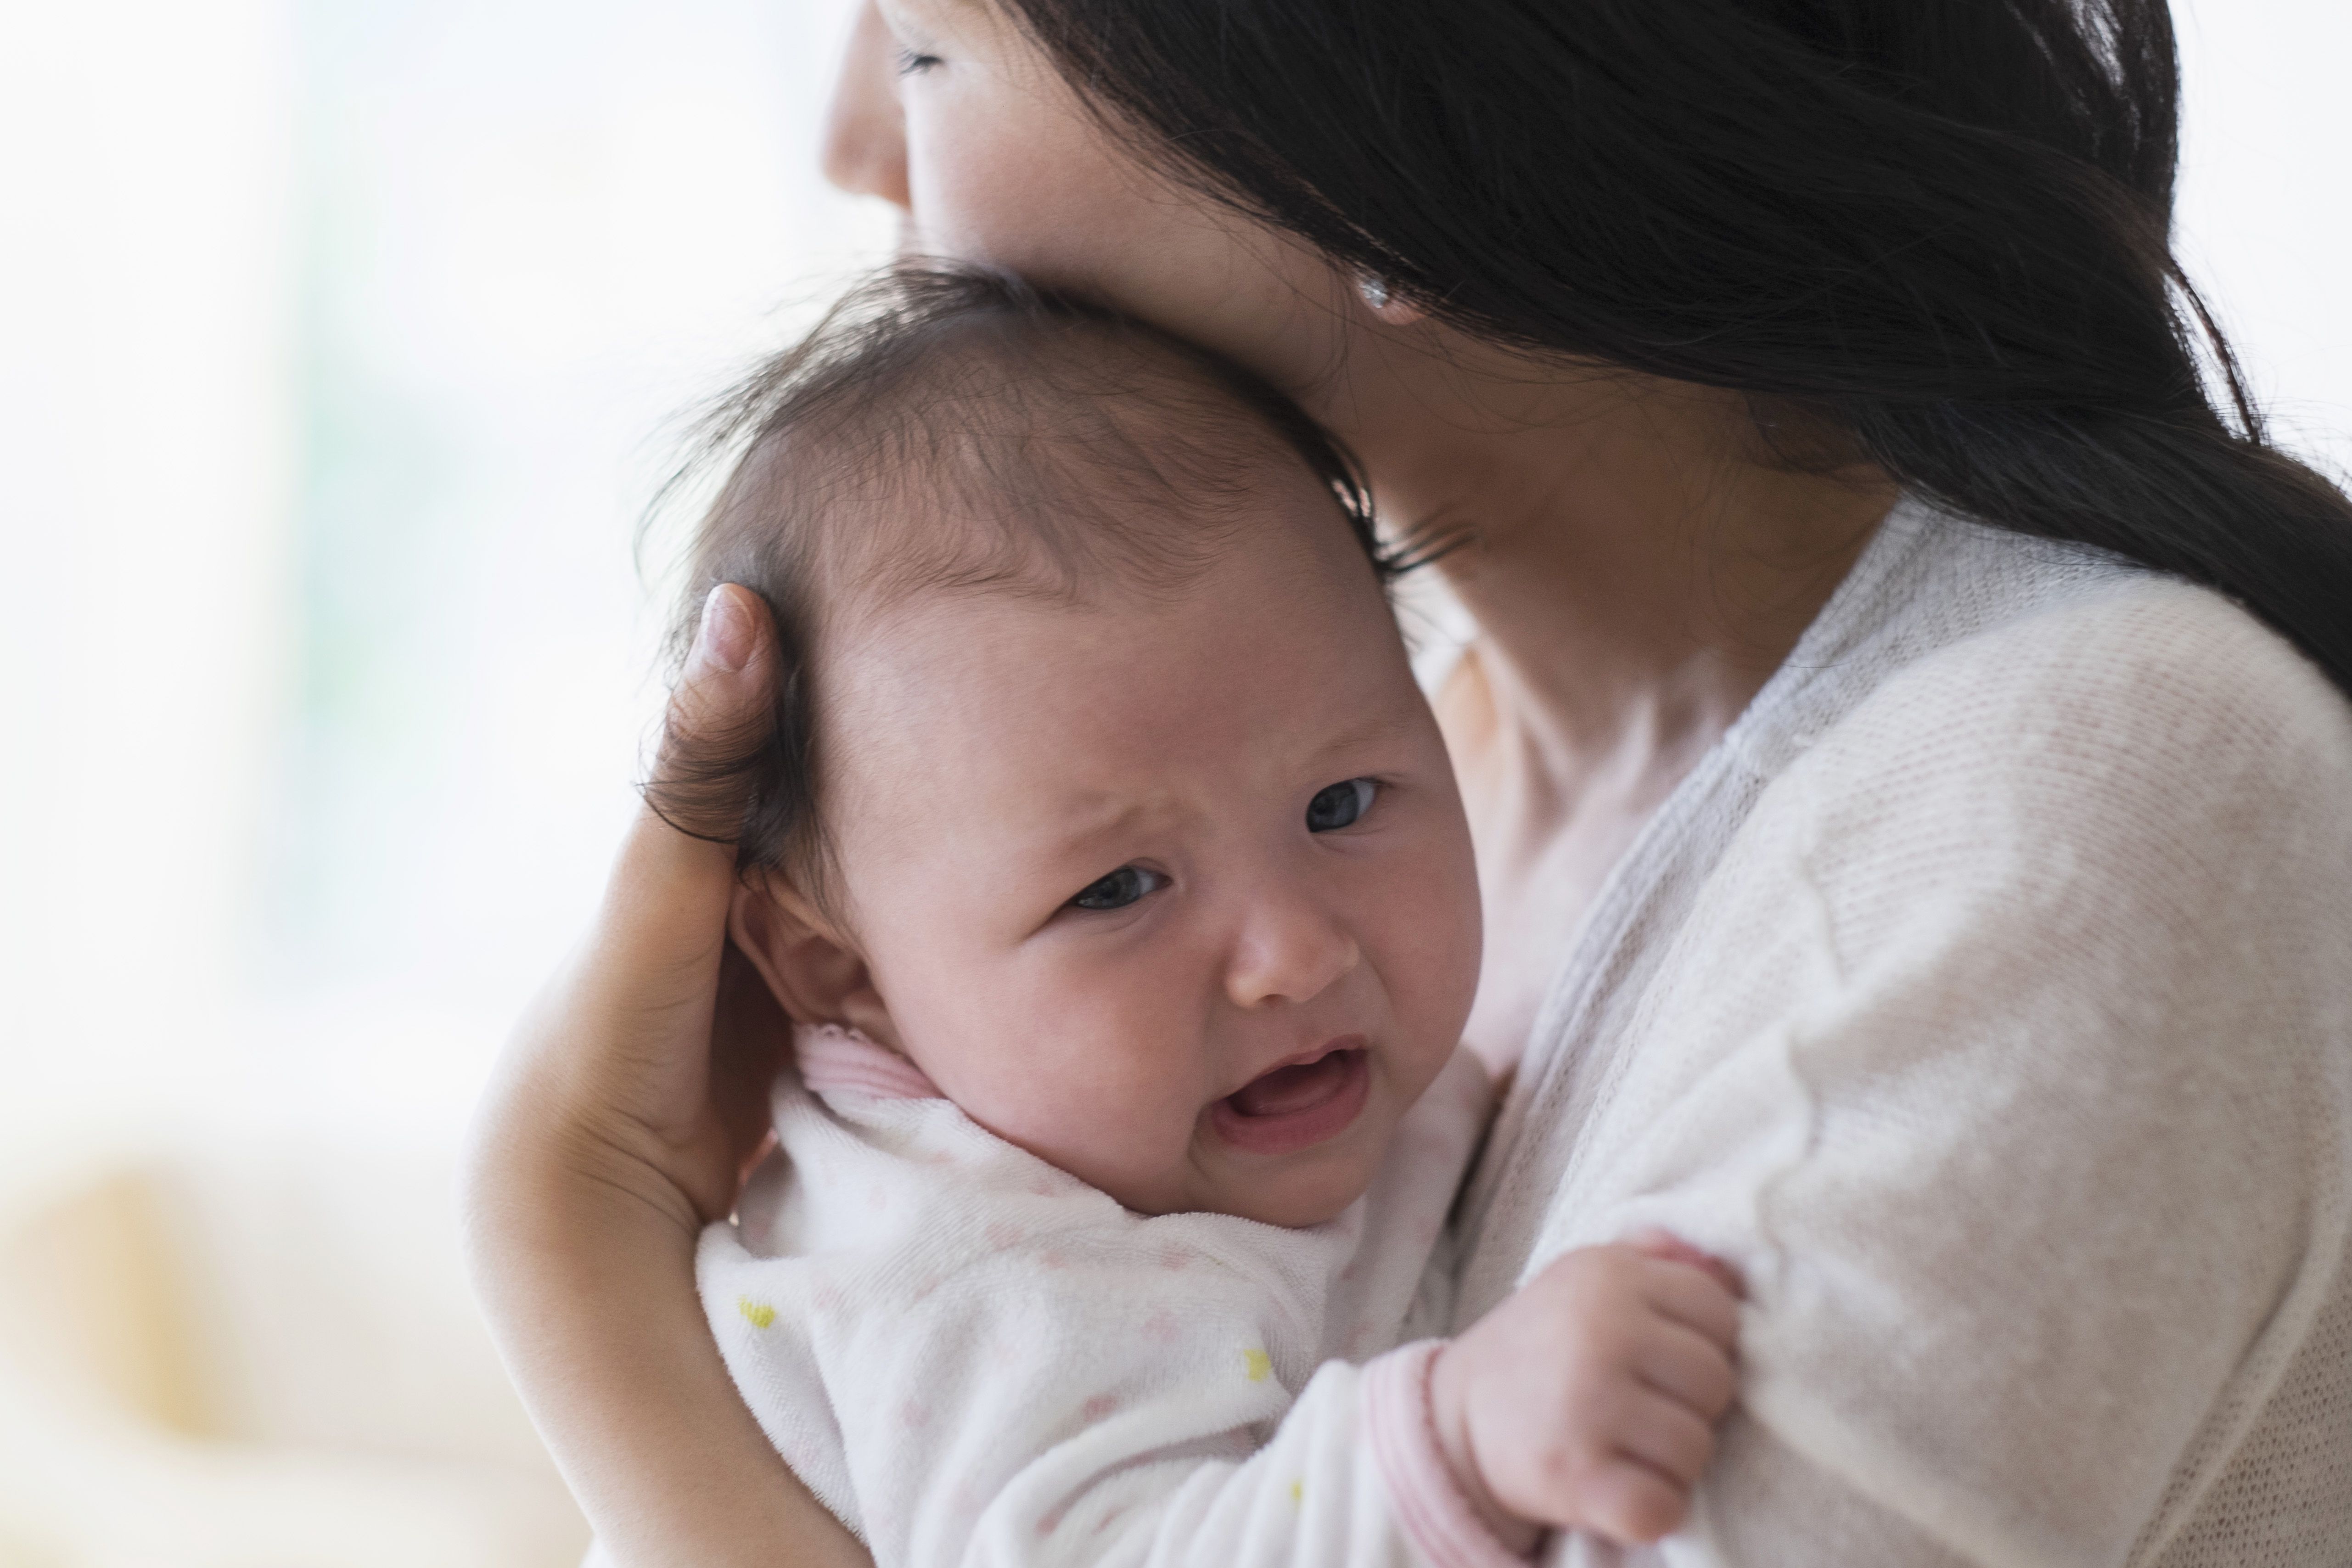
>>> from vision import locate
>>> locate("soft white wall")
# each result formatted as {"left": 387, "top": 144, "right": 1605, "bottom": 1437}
{"left": 2174, "top": 0, "right": 2352, "bottom": 476}
{"left": 0, "top": 0, "right": 888, "bottom": 1168}
{"left": 0, "top": 0, "right": 297, "bottom": 1148}
{"left": 242, "top": 0, "right": 892, "bottom": 1135}
{"left": 0, "top": 1, "right": 881, "bottom": 1554}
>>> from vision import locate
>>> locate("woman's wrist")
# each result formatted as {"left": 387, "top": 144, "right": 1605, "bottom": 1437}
{"left": 463, "top": 1117, "right": 700, "bottom": 1320}
{"left": 464, "top": 1102, "right": 864, "bottom": 1568}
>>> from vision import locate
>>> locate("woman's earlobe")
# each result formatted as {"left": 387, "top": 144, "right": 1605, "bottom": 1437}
{"left": 728, "top": 877, "right": 901, "bottom": 1048}
{"left": 1355, "top": 270, "right": 1426, "bottom": 326}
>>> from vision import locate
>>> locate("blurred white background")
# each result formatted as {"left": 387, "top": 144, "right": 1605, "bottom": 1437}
{"left": 0, "top": 0, "right": 883, "bottom": 1559}
{"left": 0, "top": 0, "right": 2343, "bottom": 1561}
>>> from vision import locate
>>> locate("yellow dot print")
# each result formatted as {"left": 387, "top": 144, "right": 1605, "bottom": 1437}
{"left": 738, "top": 1297, "right": 778, "bottom": 1329}
{"left": 1288, "top": 1478, "right": 1304, "bottom": 1507}
{"left": 1243, "top": 1348, "right": 1272, "bottom": 1383}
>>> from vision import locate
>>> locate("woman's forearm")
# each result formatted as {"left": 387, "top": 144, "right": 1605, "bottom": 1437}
{"left": 468, "top": 1156, "right": 869, "bottom": 1568}
{"left": 459, "top": 590, "right": 865, "bottom": 1567}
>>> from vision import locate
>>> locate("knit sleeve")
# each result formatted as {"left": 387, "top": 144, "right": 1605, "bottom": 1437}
{"left": 1544, "top": 582, "right": 2352, "bottom": 1568}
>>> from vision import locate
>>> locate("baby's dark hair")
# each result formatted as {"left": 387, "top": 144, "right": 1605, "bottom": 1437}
{"left": 645, "top": 262, "right": 1392, "bottom": 899}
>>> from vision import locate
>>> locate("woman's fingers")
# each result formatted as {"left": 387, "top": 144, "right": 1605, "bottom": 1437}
{"left": 598, "top": 583, "right": 777, "bottom": 983}
{"left": 484, "top": 582, "right": 783, "bottom": 1231}
{"left": 557, "top": 584, "right": 778, "bottom": 1082}
{"left": 711, "top": 931, "right": 793, "bottom": 1175}
{"left": 651, "top": 581, "right": 773, "bottom": 826}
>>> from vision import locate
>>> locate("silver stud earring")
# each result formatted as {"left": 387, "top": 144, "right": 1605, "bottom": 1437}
{"left": 1356, "top": 271, "right": 1392, "bottom": 312}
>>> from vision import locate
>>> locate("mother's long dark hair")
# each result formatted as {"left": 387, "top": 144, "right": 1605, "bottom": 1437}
{"left": 1002, "top": 0, "right": 2352, "bottom": 693}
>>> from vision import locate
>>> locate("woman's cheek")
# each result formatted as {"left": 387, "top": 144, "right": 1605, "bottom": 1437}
{"left": 902, "top": 66, "right": 1091, "bottom": 264}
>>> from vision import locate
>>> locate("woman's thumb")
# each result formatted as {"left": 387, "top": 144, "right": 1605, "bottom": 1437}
{"left": 647, "top": 583, "right": 778, "bottom": 843}
{"left": 593, "top": 583, "right": 779, "bottom": 984}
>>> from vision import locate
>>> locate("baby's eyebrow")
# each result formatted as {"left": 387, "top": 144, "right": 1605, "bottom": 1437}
{"left": 1307, "top": 709, "right": 1419, "bottom": 760}
{"left": 1022, "top": 794, "right": 1156, "bottom": 860}
{"left": 1027, "top": 714, "right": 1414, "bottom": 845}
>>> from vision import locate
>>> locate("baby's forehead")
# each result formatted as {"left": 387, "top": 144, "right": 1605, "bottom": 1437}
{"left": 785, "top": 327, "right": 1398, "bottom": 713}
{"left": 816, "top": 513, "right": 1412, "bottom": 826}
{"left": 793, "top": 346, "right": 1329, "bottom": 613}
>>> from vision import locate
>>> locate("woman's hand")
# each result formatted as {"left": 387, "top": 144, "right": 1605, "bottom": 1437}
{"left": 1429, "top": 1231, "right": 1744, "bottom": 1551}
{"left": 460, "top": 584, "right": 868, "bottom": 1568}
{"left": 484, "top": 582, "right": 783, "bottom": 1243}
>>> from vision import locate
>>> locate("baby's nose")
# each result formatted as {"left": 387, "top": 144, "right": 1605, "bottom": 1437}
{"left": 1223, "top": 887, "right": 1360, "bottom": 1009}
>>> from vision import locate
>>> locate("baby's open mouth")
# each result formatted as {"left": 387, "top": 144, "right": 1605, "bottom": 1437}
{"left": 1209, "top": 1042, "right": 1371, "bottom": 1156}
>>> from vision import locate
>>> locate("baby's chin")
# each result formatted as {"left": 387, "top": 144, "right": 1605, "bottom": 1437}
{"left": 1114, "top": 1171, "right": 1374, "bottom": 1229}
{"left": 1214, "top": 1175, "right": 1374, "bottom": 1230}
{"left": 1147, "top": 1130, "right": 1387, "bottom": 1230}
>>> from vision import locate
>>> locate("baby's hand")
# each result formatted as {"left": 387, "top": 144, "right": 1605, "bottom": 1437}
{"left": 1429, "top": 1230, "right": 1742, "bottom": 1551}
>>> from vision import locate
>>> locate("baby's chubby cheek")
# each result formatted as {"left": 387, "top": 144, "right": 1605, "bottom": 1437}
{"left": 894, "top": 1002, "right": 1213, "bottom": 1214}
{"left": 1359, "top": 816, "right": 1485, "bottom": 1090}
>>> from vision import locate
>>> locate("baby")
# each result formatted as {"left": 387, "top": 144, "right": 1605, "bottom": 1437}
{"left": 669, "top": 265, "right": 1739, "bottom": 1568}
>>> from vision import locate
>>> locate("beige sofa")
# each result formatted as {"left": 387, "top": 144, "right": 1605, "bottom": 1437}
{"left": 0, "top": 1136, "right": 587, "bottom": 1567}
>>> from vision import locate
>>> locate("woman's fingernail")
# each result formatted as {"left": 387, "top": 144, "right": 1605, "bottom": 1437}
{"left": 697, "top": 584, "right": 753, "bottom": 674}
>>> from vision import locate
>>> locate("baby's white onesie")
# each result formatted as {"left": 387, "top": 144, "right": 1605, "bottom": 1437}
{"left": 697, "top": 1025, "right": 1505, "bottom": 1568}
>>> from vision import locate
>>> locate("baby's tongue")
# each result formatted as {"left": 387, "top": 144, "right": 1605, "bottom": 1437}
{"left": 1228, "top": 1052, "right": 1349, "bottom": 1118}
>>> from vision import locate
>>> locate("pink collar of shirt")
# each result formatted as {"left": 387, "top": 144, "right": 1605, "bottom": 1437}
{"left": 795, "top": 1022, "right": 943, "bottom": 1102}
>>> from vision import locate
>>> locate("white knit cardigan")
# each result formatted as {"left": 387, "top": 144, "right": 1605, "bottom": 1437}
{"left": 1451, "top": 499, "right": 2352, "bottom": 1566}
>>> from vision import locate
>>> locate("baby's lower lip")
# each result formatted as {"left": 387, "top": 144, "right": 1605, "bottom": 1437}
{"left": 1208, "top": 1045, "right": 1371, "bottom": 1157}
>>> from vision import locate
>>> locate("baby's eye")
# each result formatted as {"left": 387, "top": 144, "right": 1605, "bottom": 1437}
{"left": 1305, "top": 778, "right": 1377, "bottom": 833}
{"left": 895, "top": 48, "right": 943, "bottom": 74}
{"left": 1069, "top": 865, "right": 1168, "bottom": 912}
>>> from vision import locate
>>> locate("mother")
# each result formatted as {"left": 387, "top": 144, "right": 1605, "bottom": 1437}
{"left": 465, "top": 0, "right": 2352, "bottom": 1563}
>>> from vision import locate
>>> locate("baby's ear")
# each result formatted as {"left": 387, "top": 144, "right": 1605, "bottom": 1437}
{"left": 728, "top": 875, "right": 901, "bottom": 1049}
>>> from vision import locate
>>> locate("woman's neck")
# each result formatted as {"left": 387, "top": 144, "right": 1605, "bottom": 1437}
{"left": 1339, "top": 341, "right": 1894, "bottom": 783}
{"left": 1319, "top": 335, "right": 1896, "bottom": 1068}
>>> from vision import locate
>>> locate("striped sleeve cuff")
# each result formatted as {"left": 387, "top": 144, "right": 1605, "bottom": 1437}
{"left": 1361, "top": 1339, "right": 1537, "bottom": 1568}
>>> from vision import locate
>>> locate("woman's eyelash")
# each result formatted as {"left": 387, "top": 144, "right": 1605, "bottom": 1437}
{"left": 895, "top": 49, "right": 943, "bottom": 75}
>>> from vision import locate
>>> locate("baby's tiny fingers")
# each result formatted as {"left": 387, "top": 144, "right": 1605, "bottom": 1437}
{"left": 1639, "top": 1256, "right": 1743, "bottom": 1346}
{"left": 1613, "top": 1390, "right": 1717, "bottom": 1488}
{"left": 1637, "top": 1321, "right": 1739, "bottom": 1418}
{"left": 1625, "top": 1228, "right": 1746, "bottom": 1299}
{"left": 1573, "top": 1459, "right": 1690, "bottom": 1545}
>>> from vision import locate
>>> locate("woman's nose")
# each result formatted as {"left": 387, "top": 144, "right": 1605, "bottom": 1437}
{"left": 820, "top": 0, "right": 912, "bottom": 208}
{"left": 1224, "top": 885, "right": 1361, "bottom": 1011}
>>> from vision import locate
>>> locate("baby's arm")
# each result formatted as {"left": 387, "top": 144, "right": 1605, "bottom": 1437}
{"left": 1431, "top": 1233, "right": 1744, "bottom": 1551}
{"left": 926, "top": 1235, "right": 1740, "bottom": 1568}
{"left": 703, "top": 1075, "right": 1366, "bottom": 1567}
{"left": 939, "top": 1235, "right": 1742, "bottom": 1568}
{"left": 712, "top": 1055, "right": 1743, "bottom": 1568}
